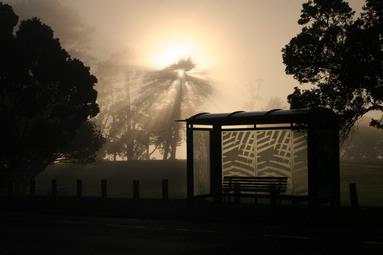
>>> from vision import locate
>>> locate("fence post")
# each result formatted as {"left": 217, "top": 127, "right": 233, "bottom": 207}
{"left": 30, "top": 179, "right": 35, "bottom": 197}
{"left": 76, "top": 179, "right": 82, "bottom": 198}
{"left": 133, "top": 180, "right": 139, "bottom": 200}
{"left": 162, "top": 179, "right": 169, "bottom": 200}
{"left": 51, "top": 179, "right": 57, "bottom": 198}
{"left": 234, "top": 182, "right": 240, "bottom": 204}
{"left": 101, "top": 179, "right": 107, "bottom": 198}
{"left": 349, "top": 183, "right": 359, "bottom": 208}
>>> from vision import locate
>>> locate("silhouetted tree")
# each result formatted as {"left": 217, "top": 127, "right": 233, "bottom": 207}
{"left": 282, "top": 0, "right": 383, "bottom": 139}
{"left": 0, "top": 3, "right": 100, "bottom": 192}
{"left": 137, "top": 58, "right": 212, "bottom": 159}
{"left": 93, "top": 54, "right": 153, "bottom": 161}
{"left": 58, "top": 121, "right": 105, "bottom": 163}
{"left": 8, "top": 0, "right": 94, "bottom": 63}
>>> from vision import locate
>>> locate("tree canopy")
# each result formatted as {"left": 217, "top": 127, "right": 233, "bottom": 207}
{"left": 0, "top": 3, "right": 101, "bottom": 189}
{"left": 138, "top": 58, "right": 212, "bottom": 159}
{"left": 93, "top": 55, "right": 152, "bottom": 161}
{"left": 93, "top": 57, "right": 212, "bottom": 161}
{"left": 282, "top": 0, "right": 383, "bottom": 139}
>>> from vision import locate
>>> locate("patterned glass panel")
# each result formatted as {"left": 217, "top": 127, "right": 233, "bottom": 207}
{"left": 291, "top": 130, "right": 308, "bottom": 195}
{"left": 193, "top": 130, "right": 210, "bottom": 196}
{"left": 222, "top": 129, "right": 308, "bottom": 195}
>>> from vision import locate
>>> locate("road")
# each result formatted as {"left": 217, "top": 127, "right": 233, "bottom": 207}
{"left": 1, "top": 212, "right": 382, "bottom": 254}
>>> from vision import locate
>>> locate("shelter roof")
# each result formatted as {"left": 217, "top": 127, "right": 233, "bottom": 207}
{"left": 184, "top": 108, "right": 338, "bottom": 126}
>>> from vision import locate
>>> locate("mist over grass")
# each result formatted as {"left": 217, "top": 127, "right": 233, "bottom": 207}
{"left": 37, "top": 160, "right": 186, "bottom": 199}
{"left": 35, "top": 159, "right": 383, "bottom": 207}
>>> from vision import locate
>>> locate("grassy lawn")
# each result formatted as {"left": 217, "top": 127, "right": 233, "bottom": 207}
{"left": 340, "top": 160, "right": 383, "bottom": 207}
{"left": 36, "top": 160, "right": 383, "bottom": 207}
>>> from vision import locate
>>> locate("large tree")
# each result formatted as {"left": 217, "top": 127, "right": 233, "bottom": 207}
{"left": 58, "top": 121, "right": 105, "bottom": 164}
{"left": 0, "top": 3, "right": 100, "bottom": 191}
{"left": 282, "top": 0, "right": 383, "bottom": 139}
{"left": 137, "top": 58, "right": 212, "bottom": 160}
{"left": 93, "top": 54, "right": 152, "bottom": 161}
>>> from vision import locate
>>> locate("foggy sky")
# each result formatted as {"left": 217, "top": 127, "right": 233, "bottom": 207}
{"left": 5, "top": 0, "right": 365, "bottom": 112}
{"left": 63, "top": 0, "right": 365, "bottom": 112}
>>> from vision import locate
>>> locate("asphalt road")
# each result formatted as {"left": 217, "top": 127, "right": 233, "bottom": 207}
{"left": 1, "top": 212, "right": 383, "bottom": 255}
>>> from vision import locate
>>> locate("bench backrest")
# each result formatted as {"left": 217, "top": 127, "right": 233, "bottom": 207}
{"left": 223, "top": 176, "right": 288, "bottom": 193}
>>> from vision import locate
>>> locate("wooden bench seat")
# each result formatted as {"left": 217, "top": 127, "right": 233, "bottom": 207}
{"left": 222, "top": 176, "right": 288, "bottom": 205}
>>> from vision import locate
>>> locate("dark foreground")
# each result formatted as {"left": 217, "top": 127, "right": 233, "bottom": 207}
{"left": 1, "top": 198, "right": 383, "bottom": 254}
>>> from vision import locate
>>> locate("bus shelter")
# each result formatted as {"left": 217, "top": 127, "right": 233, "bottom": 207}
{"left": 183, "top": 108, "right": 340, "bottom": 206}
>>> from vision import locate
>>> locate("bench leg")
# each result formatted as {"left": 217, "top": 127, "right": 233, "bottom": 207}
{"left": 224, "top": 193, "right": 230, "bottom": 203}
{"left": 254, "top": 195, "right": 258, "bottom": 205}
{"left": 223, "top": 193, "right": 231, "bottom": 203}
{"left": 270, "top": 192, "right": 278, "bottom": 207}
{"left": 234, "top": 193, "right": 240, "bottom": 204}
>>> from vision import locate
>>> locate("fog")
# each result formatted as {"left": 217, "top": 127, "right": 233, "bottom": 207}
{"left": 6, "top": 0, "right": 363, "bottom": 110}
{"left": 4, "top": 0, "right": 375, "bottom": 160}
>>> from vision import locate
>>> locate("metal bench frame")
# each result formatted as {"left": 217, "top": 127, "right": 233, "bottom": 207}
{"left": 223, "top": 176, "right": 288, "bottom": 205}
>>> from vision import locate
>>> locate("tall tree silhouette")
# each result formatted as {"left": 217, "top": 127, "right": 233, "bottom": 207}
{"left": 137, "top": 58, "right": 212, "bottom": 159}
{"left": 59, "top": 121, "right": 105, "bottom": 163}
{"left": 0, "top": 3, "right": 100, "bottom": 192}
{"left": 282, "top": 0, "right": 383, "bottom": 140}
{"left": 94, "top": 55, "right": 152, "bottom": 161}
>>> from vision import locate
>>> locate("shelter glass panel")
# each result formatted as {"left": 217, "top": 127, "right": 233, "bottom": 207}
{"left": 193, "top": 130, "right": 210, "bottom": 196}
{"left": 222, "top": 130, "right": 308, "bottom": 195}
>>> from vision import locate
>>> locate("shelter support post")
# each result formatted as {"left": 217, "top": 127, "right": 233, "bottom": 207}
{"left": 307, "top": 125, "right": 340, "bottom": 207}
{"left": 186, "top": 123, "right": 194, "bottom": 201}
{"left": 210, "top": 124, "right": 222, "bottom": 203}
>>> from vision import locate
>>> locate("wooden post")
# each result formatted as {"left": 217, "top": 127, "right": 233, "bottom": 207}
{"left": 133, "top": 180, "right": 139, "bottom": 200}
{"left": 30, "top": 179, "right": 35, "bottom": 197}
{"left": 101, "top": 179, "right": 107, "bottom": 198}
{"left": 234, "top": 182, "right": 240, "bottom": 204}
{"left": 349, "top": 183, "right": 359, "bottom": 208}
{"left": 162, "top": 179, "right": 169, "bottom": 200}
{"left": 51, "top": 179, "right": 57, "bottom": 198}
{"left": 76, "top": 179, "right": 82, "bottom": 198}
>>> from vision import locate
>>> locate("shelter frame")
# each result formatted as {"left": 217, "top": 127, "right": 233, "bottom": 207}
{"left": 183, "top": 108, "right": 340, "bottom": 206}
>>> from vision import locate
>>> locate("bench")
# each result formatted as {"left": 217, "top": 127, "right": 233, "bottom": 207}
{"left": 222, "top": 176, "right": 288, "bottom": 205}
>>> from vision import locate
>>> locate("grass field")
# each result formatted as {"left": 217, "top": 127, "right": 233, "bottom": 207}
{"left": 36, "top": 160, "right": 187, "bottom": 199}
{"left": 340, "top": 160, "right": 383, "bottom": 207}
{"left": 35, "top": 160, "right": 383, "bottom": 207}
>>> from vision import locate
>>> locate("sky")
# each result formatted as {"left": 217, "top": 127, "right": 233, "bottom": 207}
{"left": 5, "top": 0, "right": 365, "bottom": 113}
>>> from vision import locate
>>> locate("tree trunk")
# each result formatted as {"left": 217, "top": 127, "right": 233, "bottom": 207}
{"left": 146, "top": 138, "right": 150, "bottom": 160}
{"left": 169, "top": 79, "right": 183, "bottom": 160}
{"left": 169, "top": 125, "right": 178, "bottom": 160}
{"left": 125, "top": 78, "right": 133, "bottom": 161}
{"left": 163, "top": 142, "right": 170, "bottom": 160}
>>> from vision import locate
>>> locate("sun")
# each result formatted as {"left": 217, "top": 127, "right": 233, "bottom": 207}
{"left": 150, "top": 40, "right": 211, "bottom": 69}
{"left": 177, "top": 69, "right": 185, "bottom": 78}
{"left": 155, "top": 43, "right": 192, "bottom": 67}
